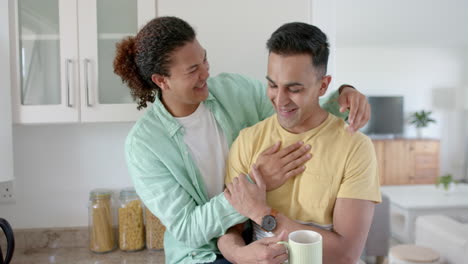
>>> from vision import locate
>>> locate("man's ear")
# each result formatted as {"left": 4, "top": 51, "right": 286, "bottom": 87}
{"left": 319, "top": 75, "right": 332, "bottom": 96}
{"left": 151, "top": 74, "right": 169, "bottom": 91}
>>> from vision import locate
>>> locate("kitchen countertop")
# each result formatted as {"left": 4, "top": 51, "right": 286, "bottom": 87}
{"left": 12, "top": 247, "right": 165, "bottom": 264}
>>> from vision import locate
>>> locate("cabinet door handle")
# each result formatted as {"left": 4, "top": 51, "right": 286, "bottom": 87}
{"left": 84, "top": 59, "right": 92, "bottom": 107}
{"left": 65, "top": 59, "right": 73, "bottom": 107}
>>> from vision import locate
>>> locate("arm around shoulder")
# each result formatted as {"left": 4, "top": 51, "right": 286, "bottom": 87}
{"left": 320, "top": 89, "right": 349, "bottom": 120}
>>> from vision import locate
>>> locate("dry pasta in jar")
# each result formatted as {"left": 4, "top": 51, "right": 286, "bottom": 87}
{"left": 145, "top": 207, "right": 166, "bottom": 250}
{"left": 89, "top": 189, "right": 116, "bottom": 253}
{"left": 118, "top": 187, "right": 145, "bottom": 251}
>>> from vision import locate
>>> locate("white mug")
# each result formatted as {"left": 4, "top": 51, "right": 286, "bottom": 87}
{"left": 278, "top": 230, "right": 322, "bottom": 264}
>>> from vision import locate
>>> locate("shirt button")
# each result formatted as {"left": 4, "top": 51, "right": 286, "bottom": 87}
{"left": 185, "top": 151, "right": 189, "bottom": 155}
{"left": 191, "top": 252, "right": 197, "bottom": 256}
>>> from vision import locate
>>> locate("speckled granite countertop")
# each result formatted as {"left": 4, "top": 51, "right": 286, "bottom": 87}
{"left": 13, "top": 247, "right": 165, "bottom": 264}
{"left": 0, "top": 227, "right": 166, "bottom": 263}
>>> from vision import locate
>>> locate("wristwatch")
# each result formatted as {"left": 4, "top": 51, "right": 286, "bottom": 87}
{"left": 261, "top": 208, "right": 279, "bottom": 232}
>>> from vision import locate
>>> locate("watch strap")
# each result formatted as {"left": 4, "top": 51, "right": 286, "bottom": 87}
{"left": 338, "top": 84, "right": 356, "bottom": 94}
{"left": 270, "top": 208, "right": 278, "bottom": 218}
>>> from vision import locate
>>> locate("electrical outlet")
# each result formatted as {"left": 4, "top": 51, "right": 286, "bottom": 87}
{"left": 0, "top": 181, "right": 15, "bottom": 203}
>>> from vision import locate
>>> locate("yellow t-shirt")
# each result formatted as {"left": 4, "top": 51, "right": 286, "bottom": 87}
{"left": 225, "top": 114, "right": 381, "bottom": 227}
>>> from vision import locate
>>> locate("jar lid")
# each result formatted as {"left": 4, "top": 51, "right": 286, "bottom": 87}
{"left": 89, "top": 189, "right": 113, "bottom": 199}
{"left": 119, "top": 187, "right": 138, "bottom": 199}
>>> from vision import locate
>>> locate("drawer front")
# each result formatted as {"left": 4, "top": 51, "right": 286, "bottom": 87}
{"left": 414, "top": 154, "right": 439, "bottom": 169}
{"left": 414, "top": 167, "right": 439, "bottom": 178}
{"left": 412, "top": 141, "right": 439, "bottom": 153}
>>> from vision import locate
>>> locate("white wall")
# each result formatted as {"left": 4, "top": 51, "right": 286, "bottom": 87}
{"left": 1, "top": 123, "right": 134, "bottom": 228}
{"left": 310, "top": 0, "right": 336, "bottom": 78}
{"left": 157, "top": 0, "right": 310, "bottom": 80}
{"left": 336, "top": 0, "right": 468, "bottom": 48}
{"left": 462, "top": 50, "right": 468, "bottom": 180}
{"left": 335, "top": 47, "right": 467, "bottom": 180}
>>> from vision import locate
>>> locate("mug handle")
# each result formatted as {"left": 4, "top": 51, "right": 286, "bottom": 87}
{"left": 277, "top": 241, "right": 290, "bottom": 264}
{"left": 0, "top": 218, "right": 15, "bottom": 264}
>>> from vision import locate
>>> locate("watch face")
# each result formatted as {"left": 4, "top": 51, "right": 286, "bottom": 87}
{"left": 262, "top": 215, "right": 277, "bottom": 232}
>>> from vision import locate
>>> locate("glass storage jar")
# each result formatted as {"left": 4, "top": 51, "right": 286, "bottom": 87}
{"left": 118, "top": 187, "right": 145, "bottom": 251}
{"left": 88, "top": 189, "right": 116, "bottom": 253}
{"left": 145, "top": 207, "right": 166, "bottom": 250}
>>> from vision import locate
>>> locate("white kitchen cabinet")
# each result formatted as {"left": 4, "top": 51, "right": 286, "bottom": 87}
{"left": 9, "top": 0, "right": 157, "bottom": 123}
{"left": 1, "top": 0, "right": 14, "bottom": 183}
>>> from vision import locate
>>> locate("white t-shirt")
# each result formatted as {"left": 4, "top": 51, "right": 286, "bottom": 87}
{"left": 176, "top": 103, "right": 229, "bottom": 199}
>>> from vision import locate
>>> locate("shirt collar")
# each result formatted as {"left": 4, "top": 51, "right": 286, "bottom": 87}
{"left": 151, "top": 92, "right": 216, "bottom": 137}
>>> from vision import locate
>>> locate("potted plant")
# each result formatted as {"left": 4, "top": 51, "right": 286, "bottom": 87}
{"left": 409, "top": 110, "right": 436, "bottom": 138}
{"left": 436, "top": 174, "right": 458, "bottom": 192}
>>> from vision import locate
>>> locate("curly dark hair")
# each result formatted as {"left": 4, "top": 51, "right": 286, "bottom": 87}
{"left": 113, "top": 17, "right": 196, "bottom": 110}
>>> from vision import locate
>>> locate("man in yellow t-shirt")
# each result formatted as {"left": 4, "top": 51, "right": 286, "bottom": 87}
{"left": 218, "top": 22, "right": 381, "bottom": 264}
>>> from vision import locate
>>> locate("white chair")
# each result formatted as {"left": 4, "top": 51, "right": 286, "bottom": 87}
{"left": 389, "top": 244, "right": 440, "bottom": 264}
{"left": 415, "top": 215, "right": 468, "bottom": 264}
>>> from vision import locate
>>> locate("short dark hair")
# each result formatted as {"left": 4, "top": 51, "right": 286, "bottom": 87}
{"left": 113, "top": 17, "right": 196, "bottom": 110}
{"left": 266, "top": 22, "right": 329, "bottom": 77}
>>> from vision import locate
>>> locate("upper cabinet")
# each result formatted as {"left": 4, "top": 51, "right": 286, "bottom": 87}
{"left": 9, "top": 0, "right": 157, "bottom": 123}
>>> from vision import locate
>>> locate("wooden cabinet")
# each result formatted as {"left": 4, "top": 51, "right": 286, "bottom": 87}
{"left": 9, "top": 0, "right": 156, "bottom": 123}
{"left": 372, "top": 139, "right": 440, "bottom": 185}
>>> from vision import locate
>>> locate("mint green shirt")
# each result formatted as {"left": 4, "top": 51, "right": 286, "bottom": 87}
{"left": 125, "top": 73, "right": 345, "bottom": 264}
